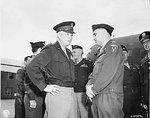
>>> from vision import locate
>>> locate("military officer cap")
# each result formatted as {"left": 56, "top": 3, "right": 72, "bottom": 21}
{"left": 72, "top": 45, "right": 83, "bottom": 50}
{"left": 92, "top": 23, "right": 114, "bottom": 36}
{"left": 139, "top": 31, "right": 150, "bottom": 44}
{"left": 53, "top": 21, "right": 75, "bottom": 34}
{"left": 121, "top": 45, "right": 128, "bottom": 52}
{"left": 30, "top": 41, "right": 45, "bottom": 53}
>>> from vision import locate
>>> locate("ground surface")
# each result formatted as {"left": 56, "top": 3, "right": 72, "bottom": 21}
{"left": 0, "top": 99, "right": 15, "bottom": 118}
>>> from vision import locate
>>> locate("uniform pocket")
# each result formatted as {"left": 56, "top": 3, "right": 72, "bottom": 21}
{"left": 93, "top": 60, "right": 104, "bottom": 75}
{"left": 52, "top": 55, "right": 69, "bottom": 75}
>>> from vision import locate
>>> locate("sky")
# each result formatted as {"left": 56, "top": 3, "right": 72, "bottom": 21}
{"left": 1, "top": 0, "right": 150, "bottom": 61}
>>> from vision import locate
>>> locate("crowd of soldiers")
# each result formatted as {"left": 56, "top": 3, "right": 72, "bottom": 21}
{"left": 14, "top": 21, "right": 149, "bottom": 118}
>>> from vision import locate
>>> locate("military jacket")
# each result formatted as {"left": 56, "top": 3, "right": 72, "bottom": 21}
{"left": 87, "top": 40, "right": 125, "bottom": 95}
{"left": 123, "top": 64, "right": 140, "bottom": 85}
{"left": 123, "top": 63, "right": 141, "bottom": 99}
{"left": 26, "top": 41, "right": 75, "bottom": 91}
{"left": 139, "top": 55, "right": 149, "bottom": 103}
{"left": 24, "top": 69, "right": 44, "bottom": 100}
{"left": 140, "top": 55, "right": 149, "bottom": 84}
{"left": 74, "top": 58, "right": 93, "bottom": 92}
{"left": 16, "top": 68, "right": 26, "bottom": 98}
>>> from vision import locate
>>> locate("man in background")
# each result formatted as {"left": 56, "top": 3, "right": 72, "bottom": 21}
{"left": 139, "top": 31, "right": 150, "bottom": 118}
{"left": 72, "top": 45, "right": 93, "bottom": 118}
{"left": 14, "top": 56, "right": 32, "bottom": 118}
{"left": 121, "top": 45, "right": 141, "bottom": 118}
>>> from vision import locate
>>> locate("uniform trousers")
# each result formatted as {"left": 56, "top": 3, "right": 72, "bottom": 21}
{"left": 24, "top": 94, "right": 44, "bottom": 118}
{"left": 75, "top": 92, "right": 89, "bottom": 118}
{"left": 44, "top": 87, "right": 76, "bottom": 118}
{"left": 92, "top": 92, "right": 124, "bottom": 118}
{"left": 14, "top": 97, "right": 25, "bottom": 118}
{"left": 123, "top": 86, "right": 141, "bottom": 118}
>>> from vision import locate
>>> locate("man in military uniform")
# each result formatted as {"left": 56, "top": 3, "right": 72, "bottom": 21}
{"left": 86, "top": 24, "right": 125, "bottom": 118}
{"left": 72, "top": 45, "right": 93, "bottom": 118}
{"left": 24, "top": 41, "right": 45, "bottom": 118}
{"left": 14, "top": 56, "right": 32, "bottom": 118}
{"left": 26, "top": 21, "right": 76, "bottom": 118}
{"left": 15, "top": 70, "right": 25, "bottom": 118}
{"left": 139, "top": 31, "right": 150, "bottom": 118}
{"left": 121, "top": 45, "right": 141, "bottom": 118}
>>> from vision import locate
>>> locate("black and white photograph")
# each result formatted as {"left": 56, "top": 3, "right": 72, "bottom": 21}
{"left": 1, "top": 0, "right": 150, "bottom": 118}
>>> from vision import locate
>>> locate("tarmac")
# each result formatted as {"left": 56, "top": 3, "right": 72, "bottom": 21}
{"left": 0, "top": 99, "right": 15, "bottom": 118}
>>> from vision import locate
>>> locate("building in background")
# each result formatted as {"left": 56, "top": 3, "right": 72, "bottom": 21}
{"left": 1, "top": 58, "right": 24, "bottom": 99}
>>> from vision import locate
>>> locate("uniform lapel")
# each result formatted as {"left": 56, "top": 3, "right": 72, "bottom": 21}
{"left": 61, "top": 49, "right": 69, "bottom": 60}
{"left": 96, "top": 40, "right": 113, "bottom": 61}
{"left": 66, "top": 48, "right": 72, "bottom": 62}
{"left": 54, "top": 41, "right": 70, "bottom": 62}
{"left": 97, "top": 49, "right": 105, "bottom": 58}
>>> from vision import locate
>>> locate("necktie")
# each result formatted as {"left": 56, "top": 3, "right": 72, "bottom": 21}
{"left": 63, "top": 49, "right": 69, "bottom": 59}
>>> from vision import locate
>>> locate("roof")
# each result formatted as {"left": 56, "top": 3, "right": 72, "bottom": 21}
{"left": 0, "top": 58, "right": 24, "bottom": 73}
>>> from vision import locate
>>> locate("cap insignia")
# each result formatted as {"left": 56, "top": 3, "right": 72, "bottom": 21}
{"left": 70, "top": 23, "right": 73, "bottom": 27}
{"left": 142, "top": 33, "right": 145, "bottom": 37}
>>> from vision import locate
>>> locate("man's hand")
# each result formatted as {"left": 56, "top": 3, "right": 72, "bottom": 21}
{"left": 44, "top": 85, "right": 61, "bottom": 95}
{"left": 29, "top": 100, "right": 37, "bottom": 108}
{"left": 86, "top": 84, "right": 95, "bottom": 101}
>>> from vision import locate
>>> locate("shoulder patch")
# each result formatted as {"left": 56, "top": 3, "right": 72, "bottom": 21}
{"left": 110, "top": 44, "right": 118, "bottom": 52}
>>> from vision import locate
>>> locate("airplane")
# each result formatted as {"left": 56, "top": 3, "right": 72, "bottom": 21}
{"left": 114, "top": 34, "right": 147, "bottom": 68}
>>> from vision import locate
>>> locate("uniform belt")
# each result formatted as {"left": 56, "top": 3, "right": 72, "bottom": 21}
{"left": 123, "top": 84, "right": 138, "bottom": 87}
{"left": 49, "top": 80, "right": 75, "bottom": 87}
{"left": 99, "top": 88, "right": 123, "bottom": 94}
